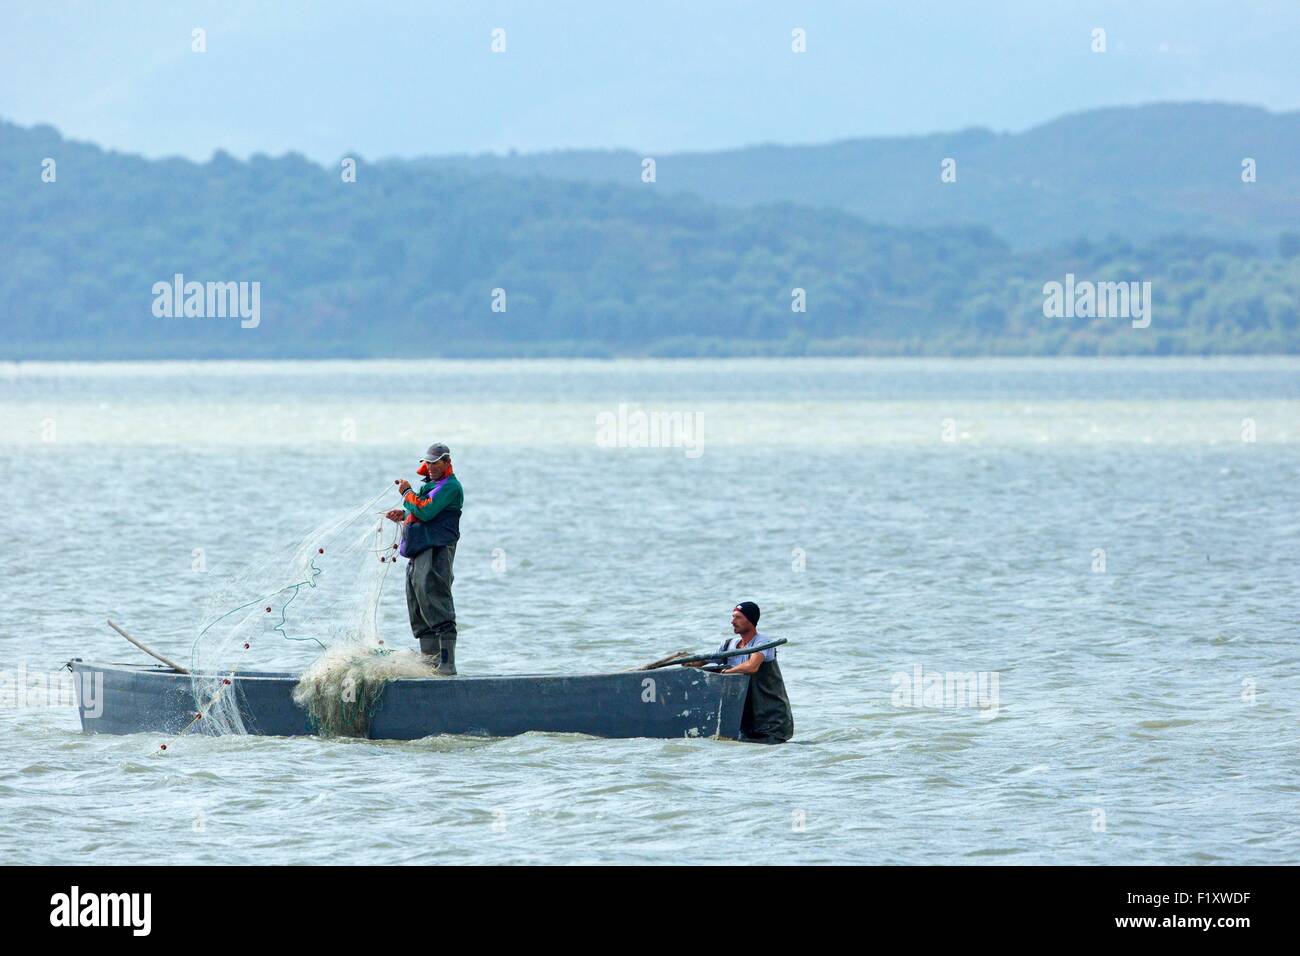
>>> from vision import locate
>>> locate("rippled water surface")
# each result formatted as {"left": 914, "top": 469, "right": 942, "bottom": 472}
{"left": 0, "top": 358, "right": 1297, "bottom": 864}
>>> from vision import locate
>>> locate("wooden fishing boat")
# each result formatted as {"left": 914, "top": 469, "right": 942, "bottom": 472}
{"left": 67, "top": 659, "right": 752, "bottom": 741}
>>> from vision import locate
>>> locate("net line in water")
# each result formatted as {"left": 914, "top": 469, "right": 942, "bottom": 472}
{"left": 166, "top": 485, "right": 423, "bottom": 744}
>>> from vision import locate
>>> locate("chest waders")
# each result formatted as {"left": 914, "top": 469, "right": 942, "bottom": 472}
{"left": 741, "top": 658, "right": 794, "bottom": 743}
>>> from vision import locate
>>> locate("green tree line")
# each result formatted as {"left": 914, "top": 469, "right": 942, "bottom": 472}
{"left": 1, "top": 119, "right": 1297, "bottom": 358}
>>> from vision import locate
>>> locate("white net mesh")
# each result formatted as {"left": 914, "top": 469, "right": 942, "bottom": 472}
{"left": 186, "top": 487, "right": 408, "bottom": 736}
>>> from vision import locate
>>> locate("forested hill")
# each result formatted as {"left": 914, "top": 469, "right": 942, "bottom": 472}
{"left": 420, "top": 103, "right": 1300, "bottom": 251}
{"left": 1, "top": 114, "right": 1298, "bottom": 359}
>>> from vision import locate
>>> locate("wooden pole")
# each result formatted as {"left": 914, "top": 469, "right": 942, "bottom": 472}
{"left": 640, "top": 638, "right": 788, "bottom": 671}
{"left": 631, "top": 649, "right": 693, "bottom": 671}
{"left": 107, "top": 619, "right": 189, "bottom": 674}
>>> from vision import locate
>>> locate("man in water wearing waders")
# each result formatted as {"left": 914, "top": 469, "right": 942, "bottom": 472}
{"left": 386, "top": 443, "right": 463, "bottom": 675}
{"left": 684, "top": 602, "right": 793, "bottom": 743}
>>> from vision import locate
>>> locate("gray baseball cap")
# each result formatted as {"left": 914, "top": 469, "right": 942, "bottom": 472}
{"left": 421, "top": 443, "right": 451, "bottom": 463}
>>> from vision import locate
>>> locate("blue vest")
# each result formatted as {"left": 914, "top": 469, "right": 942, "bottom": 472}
{"left": 400, "top": 509, "right": 461, "bottom": 558}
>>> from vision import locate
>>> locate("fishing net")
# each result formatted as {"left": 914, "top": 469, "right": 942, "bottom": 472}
{"left": 185, "top": 486, "right": 411, "bottom": 737}
{"left": 292, "top": 645, "right": 438, "bottom": 737}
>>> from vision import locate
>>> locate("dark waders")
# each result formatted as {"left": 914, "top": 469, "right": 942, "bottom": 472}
{"left": 740, "top": 658, "right": 794, "bottom": 743}
{"left": 406, "top": 542, "right": 457, "bottom": 673}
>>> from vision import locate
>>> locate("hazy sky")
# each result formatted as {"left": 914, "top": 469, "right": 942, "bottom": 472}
{"left": 2, "top": 0, "right": 1298, "bottom": 161}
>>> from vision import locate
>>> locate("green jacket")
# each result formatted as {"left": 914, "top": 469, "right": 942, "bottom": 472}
{"left": 403, "top": 474, "right": 464, "bottom": 522}
{"left": 399, "top": 473, "right": 464, "bottom": 555}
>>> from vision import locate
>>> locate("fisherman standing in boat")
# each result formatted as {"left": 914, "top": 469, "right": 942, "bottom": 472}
{"left": 684, "top": 602, "right": 794, "bottom": 743}
{"left": 386, "top": 443, "right": 463, "bottom": 675}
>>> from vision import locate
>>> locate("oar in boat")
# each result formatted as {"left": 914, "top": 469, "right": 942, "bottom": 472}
{"left": 631, "top": 649, "right": 693, "bottom": 671}
{"left": 107, "top": 618, "right": 189, "bottom": 674}
{"left": 639, "top": 638, "right": 788, "bottom": 671}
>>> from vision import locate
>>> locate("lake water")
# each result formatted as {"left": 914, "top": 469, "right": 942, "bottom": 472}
{"left": 0, "top": 357, "right": 1297, "bottom": 864}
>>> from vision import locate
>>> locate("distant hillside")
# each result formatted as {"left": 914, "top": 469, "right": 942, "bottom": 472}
{"left": 1, "top": 115, "right": 1297, "bottom": 359}
{"left": 419, "top": 103, "right": 1300, "bottom": 250}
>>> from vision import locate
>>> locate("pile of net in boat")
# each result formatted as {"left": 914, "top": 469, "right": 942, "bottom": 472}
{"left": 291, "top": 645, "right": 437, "bottom": 737}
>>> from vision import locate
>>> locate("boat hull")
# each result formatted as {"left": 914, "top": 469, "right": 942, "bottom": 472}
{"left": 69, "top": 661, "right": 750, "bottom": 741}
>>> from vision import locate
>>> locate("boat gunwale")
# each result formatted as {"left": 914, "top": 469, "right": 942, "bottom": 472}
{"left": 70, "top": 660, "right": 740, "bottom": 685}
